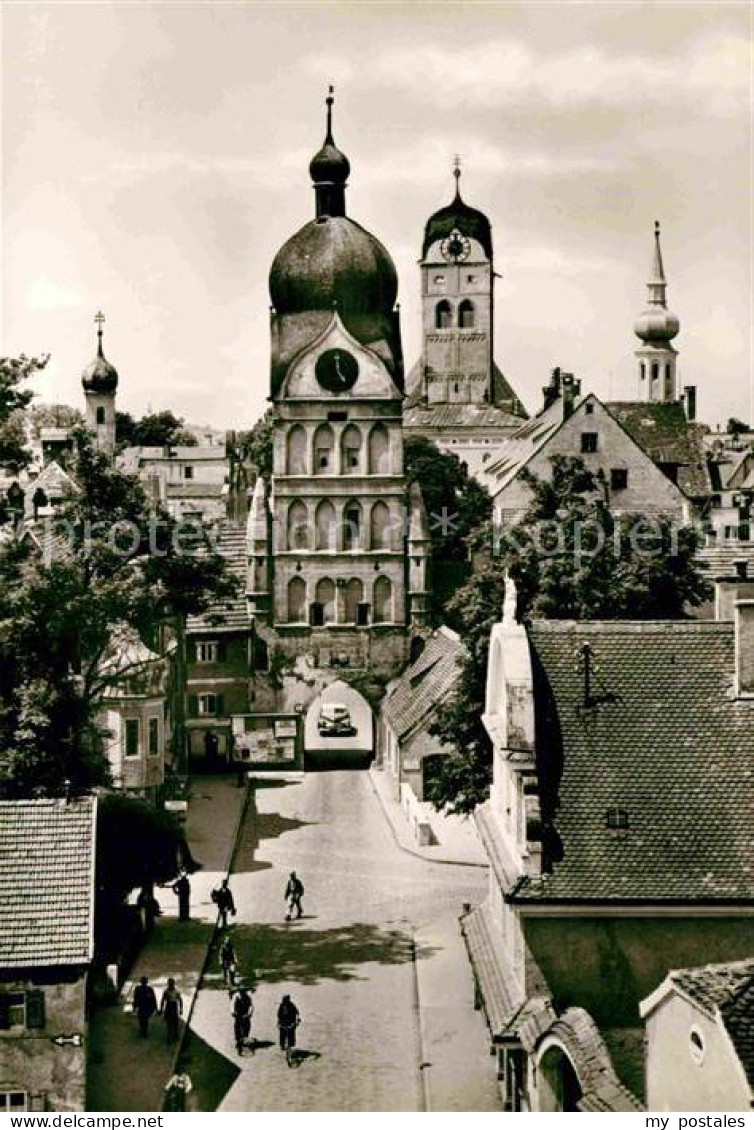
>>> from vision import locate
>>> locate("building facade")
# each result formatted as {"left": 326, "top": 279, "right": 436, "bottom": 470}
{"left": 463, "top": 580, "right": 754, "bottom": 1111}
{"left": 0, "top": 798, "right": 96, "bottom": 1112}
{"left": 404, "top": 165, "right": 527, "bottom": 462}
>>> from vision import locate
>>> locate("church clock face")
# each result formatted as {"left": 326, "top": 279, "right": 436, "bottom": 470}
{"left": 440, "top": 229, "right": 471, "bottom": 262}
{"left": 315, "top": 348, "right": 359, "bottom": 393}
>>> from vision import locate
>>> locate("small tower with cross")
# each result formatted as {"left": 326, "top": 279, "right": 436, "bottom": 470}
{"left": 81, "top": 311, "right": 119, "bottom": 457}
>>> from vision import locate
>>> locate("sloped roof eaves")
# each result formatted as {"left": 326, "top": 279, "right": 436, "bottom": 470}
{"left": 381, "top": 630, "right": 465, "bottom": 740}
{"left": 0, "top": 797, "right": 96, "bottom": 967}
{"left": 186, "top": 524, "right": 249, "bottom": 634}
{"left": 514, "top": 620, "right": 754, "bottom": 903}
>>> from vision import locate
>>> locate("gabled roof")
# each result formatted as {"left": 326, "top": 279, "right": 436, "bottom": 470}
{"left": 478, "top": 395, "right": 569, "bottom": 493}
{"left": 513, "top": 620, "right": 754, "bottom": 903}
{"left": 381, "top": 626, "right": 465, "bottom": 741}
{"left": 186, "top": 522, "right": 249, "bottom": 634}
{"left": 643, "top": 960, "right": 754, "bottom": 1090}
{"left": 607, "top": 401, "right": 711, "bottom": 499}
{"left": 0, "top": 797, "right": 96, "bottom": 967}
{"left": 30, "top": 460, "right": 80, "bottom": 499}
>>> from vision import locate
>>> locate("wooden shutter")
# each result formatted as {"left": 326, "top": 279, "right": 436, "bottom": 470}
{"left": 217, "top": 640, "right": 227, "bottom": 663}
{"left": 0, "top": 992, "right": 9, "bottom": 1030}
{"left": 216, "top": 693, "right": 226, "bottom": 718}
{"left": 188, "top": 694, "right": 198, "bottom": 718}
{"left": 25, "top": 989, "right": 45, "bottom": 1029}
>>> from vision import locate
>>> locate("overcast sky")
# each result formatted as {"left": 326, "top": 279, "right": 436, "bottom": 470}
{"left": 3, "top": 1, "right": 752, "bottom": 430}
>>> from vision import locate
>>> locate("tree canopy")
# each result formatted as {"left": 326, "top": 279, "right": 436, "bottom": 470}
{"left": 0, "top": 355, "right": 48, "bottom": 471}
{"left": 403, "top": 435, "right": 492, "bottom": 618}
{"left": 0, "top": 428, "right": 239, "bottom": 796}
{"left": 427, "top": 455, "right": 711, "bottom": 814}
{"left": 116, "top": 409, "right": 198, "bottom": 449}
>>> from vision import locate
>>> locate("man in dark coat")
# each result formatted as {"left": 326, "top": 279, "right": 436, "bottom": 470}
{"left": 211, "top": 878, "right": 237, "bottom": 929}
{"left": 172, "top": 871, "right": 191, "bottom": 921}
{"left": 132, "top": 976, "right": 158, "bottom": 1038}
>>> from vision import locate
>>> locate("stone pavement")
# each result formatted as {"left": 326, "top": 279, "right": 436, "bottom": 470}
{"left": 87, "top": 775, "right": 247, "bottom": 1112}
{"left": 414, "top": 914, "right": 500, "bottom": 1111}
{"left": 180, "top": 770, "right": 499, "bottom": 1112}
{"left": 368, "top": 765, "right": 488, "bottom": 868}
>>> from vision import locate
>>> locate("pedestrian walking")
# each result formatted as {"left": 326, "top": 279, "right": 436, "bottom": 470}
{"left": 220, "top": 933, "right": 238, "bottom": 987}
{"left": 160, "top": 977, "right": 183, "bottom": 1044}
{"left": 277, "top": 994, "right": 300, "bottom": 1066}
{"left": 284, "top": 871, "right": 304, "bottom": 920}
{"left": 211, "top": 878, "right": 237, "bottom": 929}
{"left": 232, "top": 987, "right": 253, "bottom": 1056}
{"left": 132, "top": 975, "right": 158, "bottom": 1039}
{"left": 172, "top": 870, "right": 191, "bottom": 921}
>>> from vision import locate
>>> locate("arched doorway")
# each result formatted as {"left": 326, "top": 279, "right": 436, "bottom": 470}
{"left": 304, "top": 679, "right": 375, "bottom": 768}
{"left": 538, "top": 1045, "right": 583, "bottom": 1112}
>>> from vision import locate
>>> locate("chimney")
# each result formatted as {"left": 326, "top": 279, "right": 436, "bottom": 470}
{"left": 561, "top": 372, "right": 577, "bottom": 420}
{"left": 542, "top": 367, "right": 562, "bottom": 411}
{"left": 683, "top": 385, "right": 697, "bottom": 421}
{"left": 735, "top": 598, "right": 754, "bottom": 695}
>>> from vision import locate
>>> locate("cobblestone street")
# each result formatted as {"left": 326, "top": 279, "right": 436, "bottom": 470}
{"left": 184, "top": 770, "right": 497, "bottom": 1112}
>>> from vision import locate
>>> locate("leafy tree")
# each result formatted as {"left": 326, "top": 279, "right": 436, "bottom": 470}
{"left": 0, "top": 355, "right": 48, "bottom": 470}
{"left": 116, "top": 409, "right": 198, "bottom": 449}
{"left": 0, "top": 429, "right": 239, "bottom": 796}
{"left": 427, "top": 455, "right": 711, "bottom": 814}
{"left": 237, "top": 409, "right": 275, "bottom": 480}
{"left": 28, "top": 402, "right": 84, "bottom": 437}
{"left": 727, "top": 417, "right": 751, "bottom": 438}
{"left": 404, "top": 435, "right": 492, "bottom": 618}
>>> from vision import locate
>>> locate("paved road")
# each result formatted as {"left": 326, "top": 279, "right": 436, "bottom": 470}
{"left": 189, "top": 770, "right": 488, "bottom": 1112}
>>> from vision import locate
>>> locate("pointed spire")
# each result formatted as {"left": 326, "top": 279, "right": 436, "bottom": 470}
{"left": 309, "top": 85, "right": 350, "bottom": 218}
{"left": 647, "top": 220, "right": 667, "bottom": 306}
{"left": 452, "top": 154, "right": 462, "bottom": 201}
{"left": 325, "top": 84, "right": 334, "bottom": 144}
{"left": 94, "top": 309, "right": 106, "bottom": 357}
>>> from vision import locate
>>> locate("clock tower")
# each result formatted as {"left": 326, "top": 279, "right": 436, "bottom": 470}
{"left": 249, "top": 92, "right": 429, "bottom": 685}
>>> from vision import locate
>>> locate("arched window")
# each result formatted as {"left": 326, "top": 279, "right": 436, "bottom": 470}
{"left": 32, "top": 487, "right": 48, "bottom": 517}
{"left": 315, "top": 578, "right": 335, "bottom": 624}
{"left": 370, "top": 501, "right": 391, "bottom": 550}
{"left": 640, "top": 362, "right": 646, "bottom": 381}
{"left": 651, "top": 362, "right": 659, "bottom": 382}
{"left": 286, "top": 425, "right": 307, "bottom": 474}
{"left": 313, "top": 424, "right": 334, "bottom": 474}
{"left": 315, "top": 500, "right": 336, "bottom": 550}
{"left": 287, "top": 577, "right": 306, "bottom": 622}
{"left": 287, "top": 499, "right": 309, "bottom": 550}
{"left": 368, "top": 424, "right": 390, "bottom": 474}
{"left": 341, "top": 424, "right": 362, "bottom": 474}
{"left": 459, "top": 299, "right": 475, "bottom": 328}
{"left": 373, "top": 576, "right": 393, "bottom": 623}
{"left": 435, "top": 300, "right": 452, "bottom": 329}
{"left": 96, "top": 406, "right": 106, "bottom": 425}
{"left": 343, "top": 578, "right": 364, "bottom": 623}
{"left": 342, "top": 500, "right": 362, "bottom": 551}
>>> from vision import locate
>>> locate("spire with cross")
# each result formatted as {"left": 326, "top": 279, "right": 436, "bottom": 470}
{"left": 94, "top": 310, "right": 105, "bottom": 356}
{"left": 453, "top": 154, "right": 462, "bottom": 198}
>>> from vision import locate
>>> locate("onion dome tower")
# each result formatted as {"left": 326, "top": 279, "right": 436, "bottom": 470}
{"left": 634, "top": 222, "right": 680, "bottom": 403}
{"left": 268, "top": 88, "right": 403, "bottom": 398}
{"left": 81, "top": 311, "right": 118, "bottom": 456}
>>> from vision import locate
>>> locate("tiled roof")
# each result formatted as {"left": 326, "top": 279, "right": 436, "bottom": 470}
{"left": 0, "top": 797, "right": 96, "bottom": 967}
{"left": 381, "top": 627, "right": 465, "bottom": 741}
{"left": 607, "top": 401, "right": 712, "bottom": 499}
{"left": 477, "top": 397, "right": 567, "bottom": 493}
{"left": 186, "top": 522, "right": 249, "bottom": 634}
{"left": 461, "top": 902, "right": 530, "bottom": 1035}
{"left": 670, "top": 960, "right": 754, "bottom": 1088}
{"left": 697, "top": 543, "right": 754, "bottom": 579}
{"left": 513, "top": 620, "right": 754, "bottom": 903}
